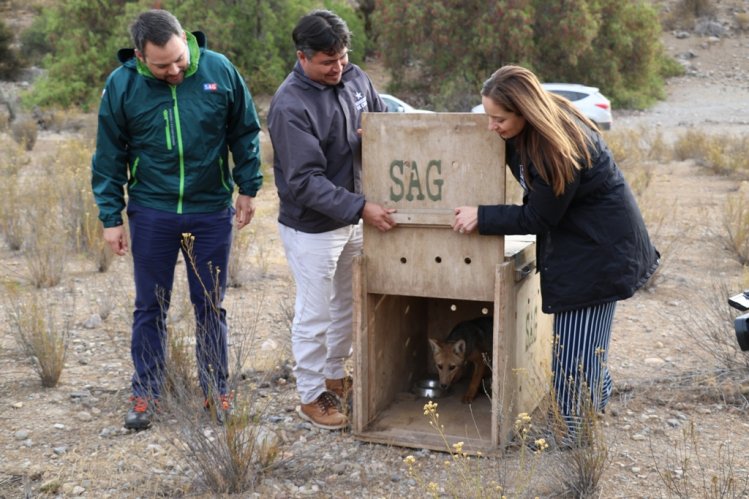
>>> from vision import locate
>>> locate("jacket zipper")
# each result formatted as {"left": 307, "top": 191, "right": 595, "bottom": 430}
{"left": 163, "top": 109, "right": 173, "bottom": 150}
{"left": 170, "top": 86, "right": 185, "bottom": 214}
{"left": 129, "top": 157, "right": 140, "bottom": 188}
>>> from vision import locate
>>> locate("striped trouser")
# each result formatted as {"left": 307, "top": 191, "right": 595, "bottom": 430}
{"left": 552, "top": 301, "right": 617, "bottom": 435}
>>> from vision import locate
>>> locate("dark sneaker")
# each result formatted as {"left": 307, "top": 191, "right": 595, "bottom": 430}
{"left": 124, "top": 396, "right": 157, "bottom": 430}
{"left": 296, "top": 391, "right": 348, "bottom": 430}
{"left": 204, "top": 393, "right": 234, "bottom": 425}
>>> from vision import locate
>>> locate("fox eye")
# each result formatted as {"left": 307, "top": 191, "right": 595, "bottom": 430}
{"left": 436, "top": 364, "right": 443, "bottom": 369}
{"left": 449, "top": 365, "right": 456, "bottom": 371}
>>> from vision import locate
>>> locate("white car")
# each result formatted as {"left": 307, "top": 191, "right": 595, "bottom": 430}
{"left": 471, "top": 83, "right": 612, "bottom": 130}
{"left": 380, "top": 93, "right": 433, "bottom": 113}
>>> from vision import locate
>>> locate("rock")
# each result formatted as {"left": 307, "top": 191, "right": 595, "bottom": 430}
{"left": 76, "top": 411, "right": 93, "bottom": 422}
{"left": 14, "top": 430, "right": 29, "bottom": 440}
{"left": 83, "top": 314, "right": 103, "bottom": 329}
{"left": 631, "top": 434, "right": 647, "bottom": 441}
{"left": 53, "top": 446, "right": 68, "bottom": 455}
{"left": 12, "top": 402, "right": 23, "bottom": 409}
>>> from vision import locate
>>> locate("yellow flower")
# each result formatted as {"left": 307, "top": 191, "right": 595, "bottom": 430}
{"left": 403, "top": 455, "right": 416, "bottom": 466}
{"left": 534, "top": 438, "right": 549, "bottom": 452}
{"left": 423, "top": 401, "right": 438, "bottom": 415}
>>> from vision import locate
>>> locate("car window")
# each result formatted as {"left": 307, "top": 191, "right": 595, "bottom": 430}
{"left": 548, "top": 90, "right": 587, "bottom": 102}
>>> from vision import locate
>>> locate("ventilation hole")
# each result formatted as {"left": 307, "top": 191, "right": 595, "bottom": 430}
{"left": 435, "top": 256, "right": 442, "bottom": 263}
{"left": 450, "top": 304, "right": 457, "bottom": 311}
{"left": 481, "top": 307, "right": 489, "bottom": 315}
{"left": 464, "top": 257, "right": 472, "bottom": 264}
{"left": 400, "top": 257, "right": 407, "bottom": 264}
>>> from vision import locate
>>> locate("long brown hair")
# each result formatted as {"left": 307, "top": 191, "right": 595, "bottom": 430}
{"left": 481, "top": 65, "right": 595, "bottom": 196}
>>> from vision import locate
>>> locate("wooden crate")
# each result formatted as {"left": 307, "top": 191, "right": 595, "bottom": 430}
{"left": 352, "top": 114, "right": 552, "bottom": 452}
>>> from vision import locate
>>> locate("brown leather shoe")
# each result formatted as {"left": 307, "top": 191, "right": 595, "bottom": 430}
{"left": 296, "top": 391, "right": 348, "bottom": 430}
{"left": 325, "top": 376, "right": 353, "bottom": 399}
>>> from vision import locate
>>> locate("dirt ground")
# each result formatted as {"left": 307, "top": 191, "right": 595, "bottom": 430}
{"left": 3, "top": 2, "right": 749, "bottom": 498}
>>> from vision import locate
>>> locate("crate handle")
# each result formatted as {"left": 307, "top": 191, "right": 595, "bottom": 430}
{"left": 391, "top": 208, "right": 454, "bottom": 228}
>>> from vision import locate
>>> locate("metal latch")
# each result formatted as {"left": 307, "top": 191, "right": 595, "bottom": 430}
{"left": 515, "top": 262, "right": 535, "bottom": 282}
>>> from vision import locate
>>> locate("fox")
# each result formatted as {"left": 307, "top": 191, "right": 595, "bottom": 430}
{"left": 428, "top": 316, "right": 494, "bottom": 403}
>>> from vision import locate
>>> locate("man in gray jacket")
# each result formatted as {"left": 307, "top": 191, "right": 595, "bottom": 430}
{"left": 268, "top": 9, "right": 395, "bottom": 429}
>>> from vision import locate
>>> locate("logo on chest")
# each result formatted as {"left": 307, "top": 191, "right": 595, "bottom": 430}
{"left": 354, "top": 91, "right": 368, "bottom": 111}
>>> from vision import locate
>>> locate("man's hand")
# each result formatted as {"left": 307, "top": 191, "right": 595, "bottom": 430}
{"left": 235, "top": 194, "right": 256, "bottom": 230}
{"left": 103, "top": 226, "right": 128, "bottom": 256}
{"left": 361, "top": 201, "right": 397, "bottom": 232}
{"left": 452, "top": 206, "right": 479, "bottom": 234}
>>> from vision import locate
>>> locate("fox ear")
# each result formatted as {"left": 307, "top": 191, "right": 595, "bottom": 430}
{"left": 428, "top": 338, "right": 441, "bottom": 355}
{"left": 453, "top": 339, "right": 466, "bottom": 356}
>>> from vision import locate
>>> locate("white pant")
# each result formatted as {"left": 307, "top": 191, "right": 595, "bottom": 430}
{"left": 278, "top": 222, "right": 363, "bottom": 404}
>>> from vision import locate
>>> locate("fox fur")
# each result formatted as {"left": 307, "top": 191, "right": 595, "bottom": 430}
{"left": 428, "top": 316, "right": 493, "bottom": 403}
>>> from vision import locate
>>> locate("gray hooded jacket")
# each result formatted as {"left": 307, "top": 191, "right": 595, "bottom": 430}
{"left": 268, "top": 61, "right": 386, "bottom": 233}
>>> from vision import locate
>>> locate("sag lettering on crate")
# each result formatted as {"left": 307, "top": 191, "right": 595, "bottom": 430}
{"left": 388, "top": 159, "right": 444, "bottom": 202}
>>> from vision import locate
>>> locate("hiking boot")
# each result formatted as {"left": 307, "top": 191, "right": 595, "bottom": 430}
{"left": 325, "top": 376, "right": 353, "bottom": 399}
{"left": 296, "top": 391, "right": 348, "bottom": 430}
{"left": 124, "top": 396, "right": 157, "bottom": 430}
{"left": 204, "top": 393, "right": 234, "bottom": 425}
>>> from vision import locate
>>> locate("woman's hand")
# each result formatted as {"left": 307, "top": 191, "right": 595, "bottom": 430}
{"left": 452, "top": 206, "right": 478, "bottom": 234}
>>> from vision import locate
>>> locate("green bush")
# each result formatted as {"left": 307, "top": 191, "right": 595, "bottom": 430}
{"left": 374, "top": 0, "right": 680, "bottom": 110}
{"left": 22, "top": 0, "right": 367, "bottom": 110}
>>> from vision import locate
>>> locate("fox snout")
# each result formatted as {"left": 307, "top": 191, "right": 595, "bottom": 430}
{"left": 428, "top": 338, "right": 467, "bottom": 388}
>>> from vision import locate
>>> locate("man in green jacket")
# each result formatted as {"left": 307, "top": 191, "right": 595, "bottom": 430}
{"left": 91, "top": 9, "right": 262, "bottom": 430}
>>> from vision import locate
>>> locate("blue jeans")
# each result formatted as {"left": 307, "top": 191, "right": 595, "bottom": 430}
{"left": 128, "top": 202, "right": 233, "bottom": 399}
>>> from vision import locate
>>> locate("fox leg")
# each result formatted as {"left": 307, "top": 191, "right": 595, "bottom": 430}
{"left": 462, "top": 359, "right": 486, "bottom": 403}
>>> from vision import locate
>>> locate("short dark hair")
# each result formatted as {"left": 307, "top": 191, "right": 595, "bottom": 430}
{"left": 293, "top": 9, "right": 351, "bottom": 58}
{"left": 129, "top": 9, "right": 183, "bottom": 54}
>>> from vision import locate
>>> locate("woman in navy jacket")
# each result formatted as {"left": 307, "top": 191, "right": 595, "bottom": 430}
{"left": 453, "top": 65, "right": 659, "bottom": 445}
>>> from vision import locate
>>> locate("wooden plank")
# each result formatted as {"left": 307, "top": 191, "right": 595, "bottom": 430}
{"left": 391, "top": 208, "right": 454, "bottom": 228}
{"left": 362, "top": 113, "right": 505, "bottom": 301}
{"left": 352, "top": 255, "right": 368, "bottom": 432}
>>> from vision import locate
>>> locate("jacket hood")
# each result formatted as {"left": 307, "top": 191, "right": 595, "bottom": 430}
{"left": 116, "top": 31, "right": 205, "bottom": 79}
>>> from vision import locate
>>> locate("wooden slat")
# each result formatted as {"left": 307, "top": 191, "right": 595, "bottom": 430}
{"left": 391, "top": 208, "right": 454, "bottom": 228}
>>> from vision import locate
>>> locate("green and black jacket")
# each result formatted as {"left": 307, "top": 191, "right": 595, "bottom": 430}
{"left": 92, "top": 31, "right": 262, "bottom": 227}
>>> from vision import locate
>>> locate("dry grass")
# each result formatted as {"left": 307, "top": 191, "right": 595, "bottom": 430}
{"left": 150, "top": 233, "right": 283, "bottom": 494}
{"left": 0, "top": 170, "right": 25, "bottom": 251}
{"left": 10, "top": 116, "right": 38, "bottom": 151}
{"left": 673, "top": 130, "right": 749, "bottom": 176}
{"left": 23, "top": 195, "right": 67, "bottom": 288}
{"left": 4, "top": 284, "right": 71, "bottom": 387}
{"left": 721, "top": 190, "right": 749, "bottom": 265}
{"left": 677, "top": 281, "right": 749, "bottom": 379}
{"left": 653, "top": 422, "right": 749, "bottom": 498}
{"left": 228, "top": 224, "right": 253, "bottom": 287}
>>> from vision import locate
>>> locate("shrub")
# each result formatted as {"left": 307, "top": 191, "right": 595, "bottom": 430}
{"left": 0, "top": 18, "right": 22, "bottom": 79}
{"left": 157, "top": 235, "right": 282, "bottom": 494}
{"left": 5, "top": 284, "right": 71, "bottom": 388}
{"left": 10, "top": 116, "right": 38, "bottom": 151}
{"left": 654, "top": 422, "right": 749, "bottom": 497}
